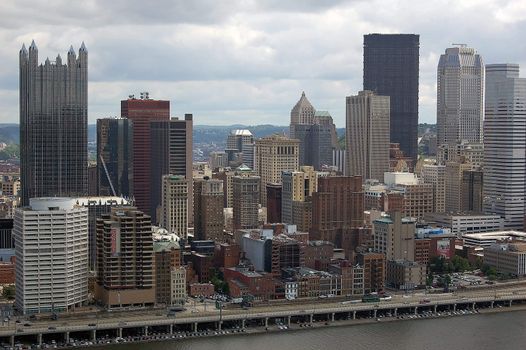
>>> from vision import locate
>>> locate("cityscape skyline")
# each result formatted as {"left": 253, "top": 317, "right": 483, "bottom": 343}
{"left": 1, "top": 1, "right": 525, "bottom": 126}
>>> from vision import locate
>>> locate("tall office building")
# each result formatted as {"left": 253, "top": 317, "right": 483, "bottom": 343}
{"left": 445, "top": 161, "right": 473, "bottom": 212}
{"left": 95, "top": 206, "right": 155, "bottom": 308}
{"left": 96, "top": 118, "right": 133, "bottom": 197}
{"left": 373, "top": 211, "right": 415, "bottom": 261}
{"left": 266, "top": 183, "right": 282, "bottom": 224}
{"left": 150, "top": 115, "right": 193, "bottom": 223}
{"left": 421, "top": 164, "right": 446, "bottom": 213}
{"left": 254, "top": 135, "right": 299, "bottom": 205}
{"left": 346, "top": 90, "right": 390, "bottom": 181}
{"left": 363, "top": 34, "right": 419, "bottom": 162}
{"left": 161, "top": 175, "right": 189, "bottom": 239}
{"left": 484, "top": 64, "right": 526, "bottom": 229}
{"left": 233, "top": 175, "right": 260, "bottom": 229}
{"left": 14, "top": 198, "right": 88, "bottom": 314}
{"left": 121, "top": 95, "right": 170, "bottom": 216}
{"left": 19, "top": 42, "right": 88, "bottom": 205}
{"left": 290, "top": 91, "right": 316, "bottom": 136}
{"left": 437, "top": 46, "right": 484, "bottom": 149}
{"left": 194, "top": 178, "right": 225, "bottom": 242}
{"left": 461, "top": 169, "right": 483, "bottom": 212}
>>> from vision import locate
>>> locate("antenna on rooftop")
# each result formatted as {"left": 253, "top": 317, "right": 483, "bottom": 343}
{"left": 452, "top": 43, "right": 467, "bottom": 48}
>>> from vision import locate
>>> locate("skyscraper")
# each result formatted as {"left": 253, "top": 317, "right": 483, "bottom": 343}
{"left": 437, "top": 46, "right": 484, "bottom": 148}
{"left": 363, "top": 34, "right": 419, "bottom": 162}
{"left": 484, "top": 64, "right": 526, "bottom": 230}
{"left": 121, "top": 95, "right": 170, "bottom": 216}
{"left": 281, "top": 166, "right": 318, "bottom": 225}
{"left": 96, "top": 118, "right": 133, "bottom": 197}
{"left": 226, "top": 130, "right": 255, "bottom": 169}
{"left": 233, "top": 175, "right": 260, "bottom": 229}
{"left": 150, "top": 115, "right": 193, "bottom": 223}
{"left": 19, "top": 42, "right": 88, "bottom": 205}
{"left": 193, "top": 178, "right": 225, "bottom": 242}
{"left": 346, "top": 90, "right": 390, "bottom": 181}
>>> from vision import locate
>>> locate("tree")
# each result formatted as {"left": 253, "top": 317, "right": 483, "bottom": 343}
{"left": 2, "top": 285, "right": 15, "bottom": 300}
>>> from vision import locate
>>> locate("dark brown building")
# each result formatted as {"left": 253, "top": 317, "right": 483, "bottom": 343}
{"left": 150, "top": 115, "right": 193, "bottom": 223}
{"left": 122, "top": 97, "right": 170, "bottom": 216}
{"left": 356, "top": 252, "right": 385, "bottom": 293}
{"left": 95, "top": 206, "right": 155, "bottom": 307}
{"left": 153, "top": 241, "right": 181, "bottom": 305}
{"left": 215, "top": 243, "right": 241, "bottom": 269}
{"left": 311, "top": 176, "right": 364, "bottom": 247}
{"left": 461, "top": 169, "right": 483, "bottom": 212}
{"left": 194, "top": 178, "right": 225, "bottom": 242}
{"left": 266, "top": 183, "right": 282, "bottom": 224}
{"left": 304, "top": 241, "right": 334, "bottom": 271}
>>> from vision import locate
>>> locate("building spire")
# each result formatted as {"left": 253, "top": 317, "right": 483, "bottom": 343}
{"left": 29, "top": 40, "right": 37, "bottom": 51}
{"left": 20, "top": 43, "right": 27, "bottom": 54}
{"left": 79, "top": 41, "right": 87, "bottom": 52}
{"left": 68, "top": 45, "right": 75, "bottom": 55}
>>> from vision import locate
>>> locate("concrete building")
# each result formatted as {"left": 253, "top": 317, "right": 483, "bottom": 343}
{"left": 437, "top": 46, "right": 484, "bottom": 149}
{"left": 96, "top": 118, "right": 133, "bottom": 197}
{"left": 424, "top": 212, "right": 504, "bottom": 236}
{"left": 233, "top": 175, "right": 260, "bottom": 229}
{"left": 373, "top": 212, "right": 415, "bottom": 261}
{"left": 421, "top": 164, "right": 446, "bottom": 213}
{"left": 160, "top": 175, "right": 189, "bottom": 239}
{"left": 462, "top": 231, "right": 526, "bottom": 248}
{"left": 14, "top": 198, "right": 88, "bottom": 314}
{"left": 363, "top": 34, "right": 420, "bottom": 162}
{"left": 304, "top": 241, "right": 334, "bottom": 271}
{"left": 121, "top": 95, "right": 170, "bottom": 216}
{"left": 484, "top": 64, "right": 526, "bottom": 230}
{"left": 95, "top": 207, "right": 155, "bottom": 308}
{"left": 386, "top": 260, "right": 426, "bottom": 289}
{"left": 208, "top": 152, "right": 228, "bottom": 171}
{"left": 281, "top": 166, "right": 318, "bottom": 225}
{"left": 346, "top": 90, "right": 390, "bottom": 182}
{"left": 254, "top": 135, "right": 299, "bottom": 205}
{"left": 445, "top": 161, "right": 474, "bottom": 212}
{"left": 384, "top": 172, "right": 434, "bottom": 219}
{"left": 194, "top": 178, "right": 224, "bottom": 242}
{"left": 19, "top": 42, "right": 88, "bottom": 205}
{"left": 484, "top": 242, "right": 526, "bottom": 276}
{"left": 213, "top": 168, "right": 235, "bottom": 209}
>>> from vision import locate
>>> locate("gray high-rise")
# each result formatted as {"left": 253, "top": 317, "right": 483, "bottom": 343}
{"left": 19, "top": 41, "right": 88, "bottom": 205}
{"left": 437, "top": 46, "right": 484, "bottom": 148}
{"left": 363, "top": 34, "right": 419, "bottom": 162}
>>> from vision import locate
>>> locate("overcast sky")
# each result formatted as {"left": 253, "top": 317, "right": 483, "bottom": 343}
{"left": 1, "top": 0, "right": 525, "bottom": 127}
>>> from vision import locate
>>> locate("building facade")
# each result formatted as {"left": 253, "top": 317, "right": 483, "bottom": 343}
{"left": 14, "top": 198, "right": 88, "bottom": 314}
{"left": 233, "top": 175, "right": 260, "bottom": 229}
{"left": 161, "top": 175, "right": 189, "bottom": 239}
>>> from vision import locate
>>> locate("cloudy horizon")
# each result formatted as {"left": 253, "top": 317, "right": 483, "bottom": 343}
{"left": 1, "top": 0, "right": 525, "bottom": 127}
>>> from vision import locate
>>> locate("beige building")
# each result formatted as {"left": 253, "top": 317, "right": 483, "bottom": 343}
{"left": 233, "top": 175, "right": 260, "bottom": 229}
{"left": 160, "top": 175, "right": 189, "bottom": 239}
{"left": 194, "top": 178, "right": 225, "bottom": 242}
{"left": 171, "top": 267, "right": 187, "bottom": 304}
{"left": 421, "top": 164, "right": 446, "bottom": 213}
{"left": 346, "top": 90, "right": 390, "bottom": 182}
{"left": 254, "top": 135, "right": 299, "bottom": 205}
{"left": 154, "top": 240, "right": 184, "bottom": 306}
{"left": 384, "top": 173, "right": 434, "bottom": 219}
{"left": 373, "top": 212, "right": 416, "bottom": 261}
{"left": 281, "top": 166, "right": 318, "bottom": 225}
{"left": 484, "top": 243, "right": 526, "bottom": 276}
{"left": 386, "top": 259, "right": 426, "bottom": 289}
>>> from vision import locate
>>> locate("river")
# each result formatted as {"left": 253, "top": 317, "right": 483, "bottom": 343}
{"left": 90, "top": 310, "right": 526, "bottom": 350}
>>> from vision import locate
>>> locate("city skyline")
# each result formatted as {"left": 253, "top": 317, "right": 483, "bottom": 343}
{"left": 0, "top": 1, "right": 525, "bottom": 126}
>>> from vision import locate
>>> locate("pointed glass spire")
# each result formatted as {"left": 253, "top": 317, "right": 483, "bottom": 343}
{"left": 29, "top": 40, "right": 37, "bottom": 51}
{"left": 45, "top": 57, "right": 50, "bottom": 65}
{"left": 20, "top": 43, "right": 27, "bottom": 54}
{"left": 79, "top": 41, "right": 87, "bottom": 52}
{"left": 68, "top": 45, "right": 75, "bottom": 55}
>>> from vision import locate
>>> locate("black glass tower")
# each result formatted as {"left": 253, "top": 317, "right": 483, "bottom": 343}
{"left": 363, "top": 34, "right": 419, "bottom": 163}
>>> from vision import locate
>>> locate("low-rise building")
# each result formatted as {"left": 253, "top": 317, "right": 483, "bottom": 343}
{"left": 386, "top": 259, "right": 426, "bottom": 289}
{"left": 424, "top": 212, "right": 503, "bottom": 236}
{"left": 484, "top": 243, "right": 526, "bottom": 276}
{"left": 189, "top": 283, "right": 215, "bottom": 298}
{"left": 463, "top": 231, "right": 526, "bottom": 248}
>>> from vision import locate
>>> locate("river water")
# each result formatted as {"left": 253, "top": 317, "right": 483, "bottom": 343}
{"left": 93, "top": 310, "right": 526, "bottom": 350}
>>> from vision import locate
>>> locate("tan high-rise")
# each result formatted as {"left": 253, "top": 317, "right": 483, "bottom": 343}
{"left": 346, "top": 91, "right": 390, "bottom": 182}
{"left": 254, "top": 135, "right": 299, "bottom": 205}
{"left": 161, "top": 175, "right": 189, "bottom": 239}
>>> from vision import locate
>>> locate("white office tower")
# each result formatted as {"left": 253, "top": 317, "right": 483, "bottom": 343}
{"left": 484, "top": 64, "right": 526, "bottom": 230}
{"left": 14, "top": 198, "right": 88, "bottom": 315}
{"left": 437, "top": 46, "right": 484, "bottom": 150}
{"left": 161, "top": 175, "right": 189, "bottom": 239}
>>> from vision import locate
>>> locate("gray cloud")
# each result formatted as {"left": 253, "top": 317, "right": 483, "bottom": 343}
{"left": 0, "top": 0, "right": 525, "bottom": 126}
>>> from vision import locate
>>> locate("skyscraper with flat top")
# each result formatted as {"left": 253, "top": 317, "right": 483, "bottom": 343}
{"left": 484, "top": 64, "right": 526, "bottom": 230}
{"left": 437, "top": 46, "right": 484, "bottom": 149}
{"left": 19, "top": 41, "right": 88, "bottom": 205}
{"left": 346, "top": 90, "right": 390, "bottom": 181}
{"left": 363, "top": 34, "right": 419, "bottom": 162}
{"left": 121, "top": 95, "right": 170, "bottom": 216}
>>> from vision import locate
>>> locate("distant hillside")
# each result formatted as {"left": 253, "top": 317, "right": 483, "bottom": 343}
{"left": 0, "top": 124, "right": 19, "bottom": 144}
